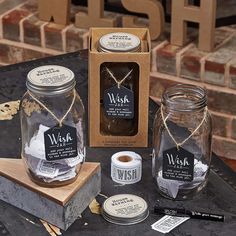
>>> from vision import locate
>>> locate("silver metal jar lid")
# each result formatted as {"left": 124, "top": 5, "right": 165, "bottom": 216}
{"left": 102, "top": 194, "right": 149, "bottom": 225}
{"left": 26, "top": 65, "right": 76, "bottom": 95}
{"left": 98, "top": 32, "right": 141, "bottom": 53}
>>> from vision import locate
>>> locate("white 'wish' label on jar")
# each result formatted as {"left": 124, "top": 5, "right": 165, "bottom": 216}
{"left": 44, "top": 124, "right": 78, "bottom": 161}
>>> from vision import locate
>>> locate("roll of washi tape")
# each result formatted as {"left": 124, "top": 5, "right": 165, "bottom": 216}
{"left": 111, "top": 151, "right": 142, "bottom": 184}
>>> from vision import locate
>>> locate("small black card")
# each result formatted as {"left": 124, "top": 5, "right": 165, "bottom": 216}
{"left": 162, "top": 147, "right": 194, "bottom": 182}
{"left": 104, "top": 85, "right": 134, "bottom": 119}
{"left": 44, "top": 124, "right": 78, "bottom": 161}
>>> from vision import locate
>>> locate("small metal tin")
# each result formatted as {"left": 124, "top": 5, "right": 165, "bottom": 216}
{"left": 102, "top": 194, "right": 149, "bottom": 225}
{"left": 27, "top": 65, "right": 76, "bottom": 95}
{"left": 98, "top": 32, "right": 141, "bottom": 53}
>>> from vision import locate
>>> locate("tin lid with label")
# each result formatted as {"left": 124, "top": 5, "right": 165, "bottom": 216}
{"left": 102, "top": 194, "right": 149, "bottom": 225}
{"left": 27, "top": 65, "right": 76, "bottom": 95}
{"left": 98, "top": 32, "right": 141, "bottom": 53}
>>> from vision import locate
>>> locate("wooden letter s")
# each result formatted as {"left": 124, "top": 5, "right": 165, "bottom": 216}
{"left": 75, "top": 0, "right": 117, "bottom": 28}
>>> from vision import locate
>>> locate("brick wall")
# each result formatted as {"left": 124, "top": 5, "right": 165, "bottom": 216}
{"left": 0, "top": 0, "right": 236, "bottom": 160}
{"left": 0, "top": 0, "right": 92, "bottom": 65}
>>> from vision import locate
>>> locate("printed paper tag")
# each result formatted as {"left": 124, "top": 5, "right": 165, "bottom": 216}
{"left": 157, "top": 172, "right": 180, "bottom": 199}
{"left": 104, "top": 85, "right": 134, "bottom": 119}
{"left": 44, "top": 124, "right": 78, "bottom": 161}
{"left": 36, "top": 160, "right": 59, "bottom": 178}
{"left": 65, "top": 148, "right": 85, "bottom": 167}
{"left": 152, "top": 215, "right": 190, "bottom": 233}
{"left": 44, "top": 168, "right": 77, "bottom": 183}
{"left": 163, "top": 147, "right": 194, "bottom": 182}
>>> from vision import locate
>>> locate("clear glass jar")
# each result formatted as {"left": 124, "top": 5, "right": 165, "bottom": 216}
{"left": 20, "top": 65, "right": 85, "bottom": 187}
{"left": 98, "top": 32, "right": 141, "bottom": 136}
{"left": 152, "top": 84, "right": 212, "bottom": 200}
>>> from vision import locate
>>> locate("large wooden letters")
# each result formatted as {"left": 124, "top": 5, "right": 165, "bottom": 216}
{"left": 75, "top": 0, "right": 117, "bottom": 28}
{"left": 121, "top": 0, "right": 164, "bottom": 40}
{"left": 171, "top": 0, "right": 216, "bottom": 52}
{"left": 38, "top": 0, "right": 217, "bottom": 52}
{"left": 38, "top": 0, "right": 70, "bottom": 25}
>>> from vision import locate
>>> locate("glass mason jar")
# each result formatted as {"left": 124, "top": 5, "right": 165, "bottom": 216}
{"left": 98, "top": 32, "right": 141, "bottom": 136}
{"left": 152, "top": 84, "right": 212, "bottom": 200}
{"left": 20, "top": 65, "right": 85, "bottom": 187}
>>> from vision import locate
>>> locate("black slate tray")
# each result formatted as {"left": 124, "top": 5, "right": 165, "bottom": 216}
{"left": 0, "top": 51, "right": 235, "bottom": 236}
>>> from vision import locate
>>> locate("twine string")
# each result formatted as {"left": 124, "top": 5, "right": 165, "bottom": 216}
{"left": 106, "top": 67, "right": 133, "bottom": 89}
{"left": 28, "top": 89, "right": 76, "bottom": 127}
{"left": 160, "top": 104, "right": 208, "bottom": 150}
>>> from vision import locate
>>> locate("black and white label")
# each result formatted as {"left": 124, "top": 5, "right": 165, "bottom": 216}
{"left": 44, "top": 124, "right": 78, "bottom": 161}
{"left": 151, "top": 215, "right": 190, "bottom": 233}
{"left": 28, "top": 65, "right": 74, "bottom": 87}
{"left": 162, "top": 147, "right": 194, "bottom": 182}
{"left": 111, "top": 165, "right": 141, "bottom": 184}
{"left": 99, "top": 32, "right": 140, "bottom": 52}
{"left": 36, "top": 160, "right": 59, "bottom": 178}
{"left": 104, "top": 85, "right": 134, "bottom": 119}
{"left": 103, "top": 194, "right": 147, "bottom": 219}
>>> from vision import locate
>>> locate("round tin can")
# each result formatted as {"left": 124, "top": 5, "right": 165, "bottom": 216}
{"left": 102, "top": 194, "right": 149, "bottom": 225}
{"left": 98, "top": 32, "right": 141, "bottom": 53}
